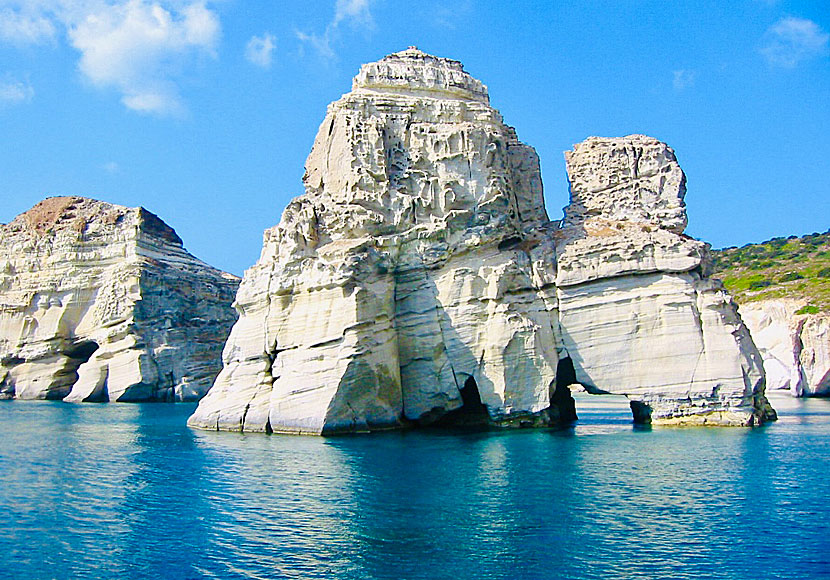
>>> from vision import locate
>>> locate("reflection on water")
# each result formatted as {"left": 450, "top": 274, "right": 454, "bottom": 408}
{"left": 1, "top": 396, "right": 829, "bottom": 579}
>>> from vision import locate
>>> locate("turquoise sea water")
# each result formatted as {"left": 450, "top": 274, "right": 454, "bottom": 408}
{"left": 1, "top": 394, "right": 829, "bottom": 580}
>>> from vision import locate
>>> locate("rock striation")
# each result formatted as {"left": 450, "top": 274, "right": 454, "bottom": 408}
{"left": 739, "top": 300, "right": 830, "bottom": 396}
{"left": 0, "top": 196, "right": 239, "bottom": 402}
{"left": 189, "top": 48, "right": 774, "bottom": 434}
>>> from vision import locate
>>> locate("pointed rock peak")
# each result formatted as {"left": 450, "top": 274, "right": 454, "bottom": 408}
{"left": 351, "top": 47, "right": 489, "bottom": 103}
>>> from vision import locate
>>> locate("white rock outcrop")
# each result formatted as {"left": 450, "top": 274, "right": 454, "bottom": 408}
{"left": 0, "top": 196, "right": 239, "bottom": 401}
{"left": 557, "top": 136, "right": 774, "bottom": 425}
{"left": 189, "top": 48, "right": 774, "bottom": 434}
{"left": 739, "top": 300, "right": 830, "bottom": 396}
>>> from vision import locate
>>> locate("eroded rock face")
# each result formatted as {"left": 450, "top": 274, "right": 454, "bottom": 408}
{"left": 557, "top": 136, "right": 774, "bottom": 425}
{"left": 739, "top": 300, "right": 830, "bottom": 396}
{"left": 0, "top": 196, "right": 239, "bottom": 401}
{"left": 189, "top": 49, "right": 774, "bottom": 433}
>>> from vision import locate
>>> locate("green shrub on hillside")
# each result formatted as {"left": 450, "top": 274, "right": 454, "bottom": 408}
{"left": 779, "top": 272, "right": 804, "bottom": 282}
{"left": 710, "top": 228, "right": 829, "bottom": 312}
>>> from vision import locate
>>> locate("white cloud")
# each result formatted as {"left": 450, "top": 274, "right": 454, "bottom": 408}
{"left": 0, "top": 6, "right": 57, "bottom": 44}
{"left": 295, "top": 29, "right": 334, "bottom": 60}
{"left": 245, "top": 32, "right": 275, "bottom": 68}
{"left": 68, "top": 1, "right": 220, "bottom": 115}
{"left": 0, "top": 77, "right": 34, "bottom": 105}
{"left": 102, "top": 160, "right": 119, "bottom": 173}
{"left": 333, "top": 0, "right": 372, "bottom": 28}
{"left": 0, "top": 1, "right": 221, "bottom": 115}
{"left": 761, "top": 16, "right": 830, "bottom": 67}
{"left": 672, "top": 69, "right": 696, "bottom": 91}
{"left": 297, "top": 0, "right": 374, "bottom": 59}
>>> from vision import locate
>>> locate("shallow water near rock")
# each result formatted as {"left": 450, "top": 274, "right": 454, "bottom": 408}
{"left": 1, "top": 394, "right": 828, "bottom": 580}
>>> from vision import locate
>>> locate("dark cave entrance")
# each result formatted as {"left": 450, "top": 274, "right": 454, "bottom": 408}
{"left": 552, "top": 357, "right": 579, "bottom": 423}
{"left": 433, "top": 376, "right": 491, "bottom": 427}
{"left": 65, "top": 341, "right": 99, "bottom": 363}
{"left": 63, "top": 340, "right": 100, "bottom": 400}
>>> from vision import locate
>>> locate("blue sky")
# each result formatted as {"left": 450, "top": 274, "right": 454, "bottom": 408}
{"left": 1, "top": 0, "right": 828, "bottom": 276}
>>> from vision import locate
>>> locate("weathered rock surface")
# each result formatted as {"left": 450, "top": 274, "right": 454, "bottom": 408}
{"left": 0, "top": 196, "right": 239, "bottom": 401}
{"left": 557, "top": 136, "right": 774, "bottom": 425}
{"left": 739, "top": 299, "right": 830, "bottom": 396}
{"left": 189, "top": 48, "right": 774, "bottom": 434}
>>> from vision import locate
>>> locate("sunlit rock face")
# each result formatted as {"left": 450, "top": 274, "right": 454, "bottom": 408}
{"left": 0, "top": 196, "right": 239, "bottom": 402}
{"left": 189, "top": 48, "right": 564, "bottom": 434}
{"left": 189, "top": 49, "right": 774, "bottom": 434}
{"left": 739, "top": 300, "right": 830, "bottom": 396}
{"left": 557, "top": 136, "right": 775, "bottom": 425}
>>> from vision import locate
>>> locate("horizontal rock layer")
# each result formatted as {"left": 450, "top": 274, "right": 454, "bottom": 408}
{"left": 189, "top": 49, "right": 774, "bottom": 434}
{"left": 0, "top": 196, "right": 239, "bottom": 402}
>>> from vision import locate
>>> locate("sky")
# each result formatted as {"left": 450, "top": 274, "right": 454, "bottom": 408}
{"left": 0, "top": 0, "right": 828, "bottom": 276}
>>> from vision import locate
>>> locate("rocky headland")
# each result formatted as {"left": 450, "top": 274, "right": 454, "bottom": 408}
{"left": 0, "top": 196, "right": 239, "bottom": 402}
{"left": 188, "top": 48, "right": 775, "bottom": 434}
{"left": 713, "top": 232, "right": 830, "bottom": 396}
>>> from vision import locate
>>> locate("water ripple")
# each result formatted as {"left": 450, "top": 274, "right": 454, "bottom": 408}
{"left": 1, "top": 396, "right": 829, "bottom": 579}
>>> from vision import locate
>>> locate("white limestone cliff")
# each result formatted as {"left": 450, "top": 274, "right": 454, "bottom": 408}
{"left": 189, "top": 49, "right": 774, "bottom": 434}
{"left": 557, "top": 136, "right": 774, "bottom": 425}
{"left": 739, "top": 299, "right": 830, "bottom": 396}
{"left": 0, "top": 196, "right": 239, "bottom": 402}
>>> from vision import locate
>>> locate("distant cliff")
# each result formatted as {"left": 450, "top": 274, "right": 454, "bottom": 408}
{"left": 189, "top": 48, "right": 774, "bottom": 434}
{"left": 0, "top": 196, "right": 239, "bottom": 402}
{"left": 712, "top": 232, "right": 830, "bottom": 395}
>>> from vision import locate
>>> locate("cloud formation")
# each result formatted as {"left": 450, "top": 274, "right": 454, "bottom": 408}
{"left": 297, "top": 0, "right": 374, "bottom": 59}
{"left": 0, "top": 1, "right": 221, "bottom": 115}
{"left": 761, "top": 16, "right": 829, "bottom": 67}
{"left": 0, "top": 5, "right": 56, "bottom": 44}
{"left": 245, "top": 32, "right": 275, "bottom": 68}
{"left": 672, "top": 69, "right": 696, "bottom": 91}
{"left": 68, "top": 1, "right": 219, "bottom": 115}
{"left": 0, "top": 77, "right": 34, "bottom": 105}
{"left": 333, "top": 0, "right": 372, "bottom": 28}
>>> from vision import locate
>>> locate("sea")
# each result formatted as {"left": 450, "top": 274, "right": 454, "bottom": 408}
{"left": 1, "top": 393, "right": 828, "bottom": 580}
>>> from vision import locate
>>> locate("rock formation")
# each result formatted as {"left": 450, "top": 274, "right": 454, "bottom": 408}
{"left": 557, "top": 136, "right": 774, "bottom": 424}
{"left": 0, "top": 196, "right": 239, "bottom": 402}
{"left": 188, "top": 48, "right": 775, "bottom": 434}
{"left": 739, "top": 300, "right": 830, "bottom": 396}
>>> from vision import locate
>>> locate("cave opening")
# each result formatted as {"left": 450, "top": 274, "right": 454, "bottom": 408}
{"left": 432, "top": 376, "right": 491, "bottom": 427}
{"left": 553, "top": 357, "right": 636, "bottom": 427}
{"left": 552, "top": 357, "right": 579, "bottom": 424}
{"left": 63, "top": 340, "right": 101, "bottom": 400}
{"left": 65, "top": 340, "right": 99, "bottom": 362}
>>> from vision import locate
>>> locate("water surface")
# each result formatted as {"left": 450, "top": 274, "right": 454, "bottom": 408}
{"left": 1, "top": 394, "right": 828, "bottom": 579}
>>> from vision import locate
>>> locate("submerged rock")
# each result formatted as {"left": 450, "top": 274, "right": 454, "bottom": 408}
{"left": 0, "top": 196, "right": 239, "bottom": 401}
{"left": 189, "top": 48, "right": 774, "bottom": 434}
{"left": 739, "top": 299, "right": 830, "bottom": 396}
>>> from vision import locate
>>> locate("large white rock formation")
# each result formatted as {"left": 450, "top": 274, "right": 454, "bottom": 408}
{"left": 557, "top": 136, "right": 774, "bottom": 424}
{"left": 0, "top": 196, "right": 239, "bottom": 401}
{"left": 189, "top": 48, "right": 774, "bottom": 434}
{"left": 739, "top": 300, "right": 830, "bottom": 396}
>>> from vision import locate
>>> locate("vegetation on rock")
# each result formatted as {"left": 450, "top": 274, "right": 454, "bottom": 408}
{"left": 711, "top": 229, "right": 830, "bottom": 312}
